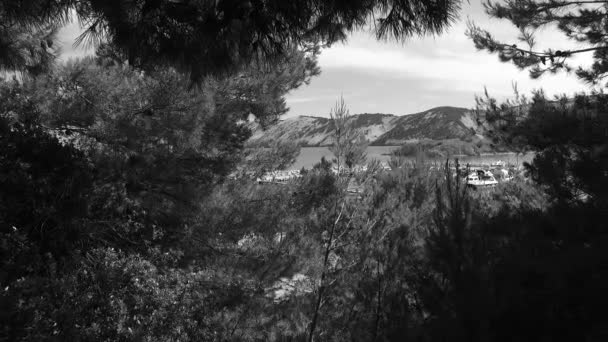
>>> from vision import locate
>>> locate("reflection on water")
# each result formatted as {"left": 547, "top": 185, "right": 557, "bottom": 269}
{"left": 290, "top": 146, "right": 534, "bottom": 170}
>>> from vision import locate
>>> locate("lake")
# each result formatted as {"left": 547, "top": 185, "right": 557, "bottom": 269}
{"left": 290, "top": 146, "right": 535, "bottom": 170}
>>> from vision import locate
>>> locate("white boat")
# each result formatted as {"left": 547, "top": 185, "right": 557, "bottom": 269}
{"left": 466, "top": 169, "right": 498, "bottom": 188}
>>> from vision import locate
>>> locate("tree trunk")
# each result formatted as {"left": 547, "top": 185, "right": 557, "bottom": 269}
{"left": 308, "top": 202, "right": 344, "bottom": 342}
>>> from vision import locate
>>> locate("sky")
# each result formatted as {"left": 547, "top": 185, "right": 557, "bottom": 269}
{"left": 57, "top": 1, "right": 596, "bottom": 118}
{"left": 282, "top": 2, "right": 595, "bottom": 118}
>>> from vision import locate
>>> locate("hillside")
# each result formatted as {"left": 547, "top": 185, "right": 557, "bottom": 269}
{"left": 249, "top": 106, "right": 494, "bottom": 148}
{"left": 371, "top": 106, "right": 486, "bottom": 145}
{"left": 248, "top": 113, "right": 396, "bottom": 147}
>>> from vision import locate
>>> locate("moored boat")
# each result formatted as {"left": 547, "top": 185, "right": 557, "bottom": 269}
{"left": 466, "top": 169, "right": 498, "bottom": 188}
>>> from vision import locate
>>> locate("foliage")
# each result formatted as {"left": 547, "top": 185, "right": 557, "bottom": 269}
{"left": 238, "top": 140, "right": 301, "bottom": 178}
{"left": 393, "top": 137, "right": 498, "bottom": 162}
{"left": 417, "top": 160, "right": 608, "bottom": 341}
{"left": 312, "top": 156, "right": 333, "bottom": 172}
{"left": 0, "top": 25, "right": 57, "bottom": 76}
{"left": 254, "top": 162, "right": 436, "bottom": 341}
{"left": 7, "top": 81, "right": 599, "bottom": 341}
{"left": 0, "top": 114, "right": 93, "bottom": 280}
{"left": 476, "top": 87, "right": 608, "bottom": 204}
{"left": 293, "top": 164, "right": 343, "bottom": 213}
{"left": 467, "top": 0, "right": 608, "bottom": 85}
{"left": 0, "top": 0, "right": 489, "bottom": 341}
{"left": 328, "top": 96, "right": 368, "bottom": 170}
{"left": 0, "top": 43, "right": 320, "bottom": 340}
{"left": 1, "top": 0, "right": 462, "bottom": 81}
{"left": 15, "top": 1, "right": 608, "bottom": 341}
{"left": 0, "top": 2, "right": 61, "bottom": 75}
{"left": 461, "top": 42, "right": 608, "bottom": 338}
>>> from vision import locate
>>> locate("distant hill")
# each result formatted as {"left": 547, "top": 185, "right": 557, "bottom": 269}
{"left": 249, "top": 106, "right": 494, "bottom": 149}
{"left": 371, "top": 106, "right": 486, "bottom": 145}
{"left": 248, "top": 113, "right": 396, "bottom": 147}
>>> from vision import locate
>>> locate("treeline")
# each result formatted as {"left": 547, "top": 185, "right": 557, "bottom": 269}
{"left": 0, "top": 82, "right": 550, "bottom": 340}
{"left": 4, "top": 60, "right": 607, "bottom": 340}
{"left": 3, "top": 0, "right": 608, "bottom": 340}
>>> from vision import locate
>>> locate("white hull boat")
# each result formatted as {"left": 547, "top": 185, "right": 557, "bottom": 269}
{"left": 467, "top": 170, "right": 498, "bottom": 189}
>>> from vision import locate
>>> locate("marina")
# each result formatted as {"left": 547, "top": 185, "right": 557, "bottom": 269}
{"left": 290, "top": 147, "right": 534, "bottom": 170}
{"left": 256, "top": 157, "right": 521, "bottom": 190}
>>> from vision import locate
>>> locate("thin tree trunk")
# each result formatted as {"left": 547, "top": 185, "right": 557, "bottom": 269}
{"left": 308, "top": 202, "right": 345, "bottom": 342}
{"left": 372, "top": 259, "right": 383, "bottom": 341}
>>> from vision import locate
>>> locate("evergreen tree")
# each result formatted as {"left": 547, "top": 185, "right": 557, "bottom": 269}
{"left": 1, "top": 0, "right": 463, "bottom": 80}
{"left": 467, "top": 0, "right": 608, "bottom": 85}
{"left": 0, "top": 50, "right": 319, "bottom": 340}
{"left": 462, "top": 4, "right": 608, "bottom": 338}
{"left": 239, "top": 140, "right": 301, "bottom": 179}
{"left": 0, "top": 1, "right": 480, "bottom": 340}
{"left": 328, "top": 96, "right": 367, "bottom": 171}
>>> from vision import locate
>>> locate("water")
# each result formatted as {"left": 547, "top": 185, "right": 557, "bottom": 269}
{"left": 290, "top": 146, "right": 535, "bottom": 170}
{"left": 290, "top": 146, "right": 399, "bottom": 170}
{"left": 451, "top": 152, "right": 535, "bottom": 166}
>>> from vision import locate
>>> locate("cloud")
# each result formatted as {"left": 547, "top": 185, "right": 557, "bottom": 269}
{"left": 284, "top": 2, "right": 596, "bottom": 118}
{"left": 288, "top": 96, "right": 333, "bottom": 104}
{"left": 52, "top": 3, "right": 597, "bottom": 119}
{"left": 318, "top": 23, "right": 589, "bottom": 92}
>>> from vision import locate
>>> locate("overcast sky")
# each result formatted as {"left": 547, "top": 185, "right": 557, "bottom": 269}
{"left": 283, "top": 2, "right": 595, "bottom": 118}
{"left": 58, "top": 1, "right": 595, "bottom": 118}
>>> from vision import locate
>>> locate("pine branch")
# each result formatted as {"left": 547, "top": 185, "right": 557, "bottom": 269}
{"left": 543, "top": 1, "right": 608, "bottom": 7}
{"left": 498, "top": 43, "right": 608, "bottom": 58}
{"left": 486, "top": 0, "right": 608, "bottom": 16}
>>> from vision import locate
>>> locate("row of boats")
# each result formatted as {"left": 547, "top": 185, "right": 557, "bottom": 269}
{"left": 257, "top": 170, "right": 303, "bottom": 183}
{"left": 256, "top": 160, "right": 517, "bottom": 189}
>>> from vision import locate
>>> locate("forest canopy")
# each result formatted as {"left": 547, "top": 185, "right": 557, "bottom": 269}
{"left": 3, "top": 1, "right": 608, "bottom": 341}
{"left": 1, "top": 0, "right": 463, "bottom": 81}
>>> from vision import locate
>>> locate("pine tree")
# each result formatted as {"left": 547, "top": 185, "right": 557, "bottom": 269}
{"left": 466, "top": 4, "right": 608, "bottom": 340}
{"left": 1, "top": 0, "right": 463, "bottom": 80}
{"left": 467, "top": 0, "right": 608, "bottom": 85}
{"left": 328, "top": 96, "right": 367, "bottom": 172}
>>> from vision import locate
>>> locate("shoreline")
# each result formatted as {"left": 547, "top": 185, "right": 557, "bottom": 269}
{"left": 291, "top": 147, "right": 534, "bottom": 170}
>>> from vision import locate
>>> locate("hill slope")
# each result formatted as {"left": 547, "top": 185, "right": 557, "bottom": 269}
{"left": 372, "top": 107, "right": 484, "bottom": 145}
{"left": 248, "top": 113, "right": 396, "bottom": 146}
{"left": 249, "top": 106, "right": 492, "bottom": 147}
